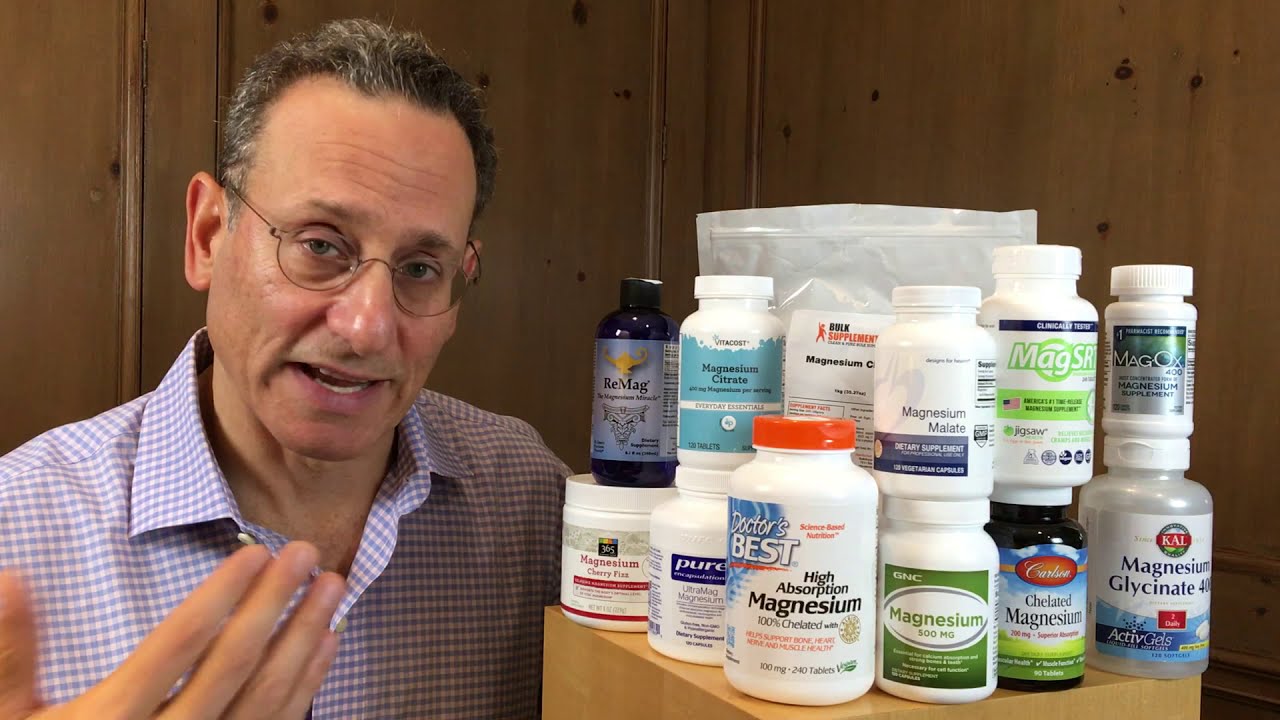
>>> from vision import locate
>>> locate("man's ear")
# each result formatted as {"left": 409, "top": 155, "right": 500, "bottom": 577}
{"left": 185, "top": 172, "right": 227, "bottom": 292}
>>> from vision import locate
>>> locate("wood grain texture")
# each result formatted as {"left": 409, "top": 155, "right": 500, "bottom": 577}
{"left": 140, "top": 0, "right": 218, "bottom": 391}
{"left": 0, "top": 1, "right": 128, "bottom": 452}
{"left": 659, "top": 0, "right": 757, "bottom": 324}
{"left": 119, "top": 0, "right": 145, "bottom": 401}
{"left": 542, "top": 607, "right": 1203, "bottom": 719}
{"left": 214, "top": 0, "right": 657, "bottom": 469}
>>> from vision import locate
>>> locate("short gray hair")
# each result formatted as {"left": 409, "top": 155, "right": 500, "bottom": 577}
{"left": 219, "top": 18, "right": 497, "bottom": 230}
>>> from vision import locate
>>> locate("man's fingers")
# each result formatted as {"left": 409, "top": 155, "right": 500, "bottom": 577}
{"left": 89, "top": 543, "right": 272, "bottom": 716}
{"left": 162, "top": 542, "right": 319, "bottom": 720}
{"left": 0, "top": 571, "right": 41, "bottom": 718}
{"left": 278, "top": 631, "right": 339, "bottom": 720}
{"left": 225, "top": 571, "right": 345, "bottom": 720}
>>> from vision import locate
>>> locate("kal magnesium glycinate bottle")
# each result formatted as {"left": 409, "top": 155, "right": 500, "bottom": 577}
{"left": 980, "top": 246, "right": 1099, "bottom": 493}
{"left": 1081, "top": 436, "right": 1212, "bottom": 679}
{"left": 590, "top": 278, "right": 680, "bottom": 487}
{"left": 678, "top": 276, "right": 784, "bottom": 472}
{"left": 725, "top": 416, "right": 877, "bottom": 705}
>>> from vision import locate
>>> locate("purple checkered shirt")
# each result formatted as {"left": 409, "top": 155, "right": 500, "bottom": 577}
{"left": 0, "top": 330, "right": 569, "bottom": 718}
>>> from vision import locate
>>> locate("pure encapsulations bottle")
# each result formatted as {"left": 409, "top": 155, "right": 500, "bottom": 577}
{"left": 985, "top": 485, "right": 1087, "bottom": 692}
{"left": 1081, "top": 437, "right": 1212, "bottom": 679}
{"left": 877, "top": 497, "right": 999, "bottom": 704}
{"left": 591, "top": 278, "right": 680, "bottom": 487}
{"left": 1102, "top": 265, "right": 1196, "bottom": 439}
{"left": 980, "top": 245, "right": 1099, "bottom": 490}
{"left": 678, "top": 276, "right": 784, "bottom": 471}
{"left": 725, "top": 416, "right": 877, "bottom": 705}
{"left": 873, "top": 286, "right": 997, "bottom": 500}
{"left": 648, "top": 466, "right": 730, "bottom": 665}
{"left": 561, "top": 475, "right": 677, "bottom": 632}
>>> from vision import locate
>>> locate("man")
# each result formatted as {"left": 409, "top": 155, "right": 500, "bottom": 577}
{"left": 0, "top": 18, "right": 568, "bottom": 719}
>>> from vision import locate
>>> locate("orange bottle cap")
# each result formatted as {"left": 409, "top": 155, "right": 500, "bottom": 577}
{"left": 753, "top": 415, "right": 856, "bottom": 451}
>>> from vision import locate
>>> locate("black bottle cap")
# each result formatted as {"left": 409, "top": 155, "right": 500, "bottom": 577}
{"left": 620, "top": 278, "right": 662, "bottom": 309}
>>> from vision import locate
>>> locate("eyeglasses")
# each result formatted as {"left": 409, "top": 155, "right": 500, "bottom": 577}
{"left": 224, "top": 185, "right": 481, "bottom": 317}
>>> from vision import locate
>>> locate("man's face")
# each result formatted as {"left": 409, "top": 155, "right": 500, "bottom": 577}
{"left": 202, "top": 76, "right": 478, "bottom": 461}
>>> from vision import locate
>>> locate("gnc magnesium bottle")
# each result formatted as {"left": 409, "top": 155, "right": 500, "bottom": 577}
{"left": 1082, "top": 436, "right": 1212, "bottom": 679}
{"left": 648, "top": 466, "right": 730, "bottom": 665}
{"left": 980, "top": 245, "right": 1098, "bottom": 492}
{"left": 678, "top": 276, "right": 785, "bottom": 472}
{"left": 1102, "top": 265, "right": 1196, "bottom": 439}
{"left": 873, "top": 286, "right": 996, "bottom": 500}
{"left": 877, "top": 497, "right": 999, "bottom": 704}
{"left": 725, "top": 416, "right": 877, "bottom": 705}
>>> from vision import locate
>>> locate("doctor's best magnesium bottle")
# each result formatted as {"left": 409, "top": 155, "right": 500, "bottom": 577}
{"left": 725, "top": 416, "right": 877, "bottom": 706}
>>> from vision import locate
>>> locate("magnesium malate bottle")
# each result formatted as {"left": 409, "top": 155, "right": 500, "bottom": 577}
{"left": 877, "top": 497, "right": 999, "bottom": 704}
{"left": 561, "top": 475, "right": 677, "bottom": 632}
{"left": 985, "top": 485, "right": 1087, "bottom": 692}
{"left": 678, "top": 276, "right": 785, "bottom": 472}
{"left": 1102, "top": 265, "right": 1196, "bottom": 439}
{"left": 980, "top": 245, "right": 1099, "bottom": 490}
{"left": 873, "top": 286, "right": 996, "bottom": 500}
{"left": 1081, "top": 436, "right": 1212, "bottom": 678}
{"left": 725, "top": 416, "right": 877, "bottom": 705}
{"left": 648, "top": 466, "right": 730, "bottom": 665}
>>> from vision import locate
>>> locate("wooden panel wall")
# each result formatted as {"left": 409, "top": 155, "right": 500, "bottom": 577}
{"left": 6, "top": 2, "right": 1277, "bottom": 714}
{"left": 0, "top": 0, "right": 138, "bottom": 452}
{"left": 661, "top": 0, "right": 1276, "bottom": 714}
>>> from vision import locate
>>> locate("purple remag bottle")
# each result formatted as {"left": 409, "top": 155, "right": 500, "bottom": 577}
{"left": 590, "top": 278, "right": 680, "bottom": 487}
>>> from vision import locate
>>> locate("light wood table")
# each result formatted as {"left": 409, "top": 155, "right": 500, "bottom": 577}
{"left": 542, "top": 607, "right": 1201, "bottom": 719}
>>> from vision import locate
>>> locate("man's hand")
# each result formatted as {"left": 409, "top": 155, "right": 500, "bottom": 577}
{"left": 0, "top": 541, "right": 344, "bottom": 720}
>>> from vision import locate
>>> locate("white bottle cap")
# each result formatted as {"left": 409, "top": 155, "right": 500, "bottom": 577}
{"left": 990, "top": 484, "right": 1073, "bottom": 507}
{"left": 1103, "top": 436, "right": 1191, "bottom": 471}
{"left": 693, "top": 275, "right": 774, "bottom": 300}
{"left": 992, "top": 245, "right": 1082, "bottom": 278}
{"left": 674, "top": 465, "right": 730, "bottom": 494}
{"left": 884, "top": 496, "right": 990, "bottom": 525}
{"left": 891, "top": 285, "right": 982, "bottom": 310}
{"left": 565, "top": 474, "right": 678, "bottom": 513}
{"left": 1110, "top": 264, "right": 1194, "bottom": 297}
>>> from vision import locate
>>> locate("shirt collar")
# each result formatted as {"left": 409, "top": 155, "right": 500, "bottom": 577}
{"left": 128, "top": 329, "right": 450, "bottom": 538}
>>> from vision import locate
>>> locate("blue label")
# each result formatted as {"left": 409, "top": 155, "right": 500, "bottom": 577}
{"left": 678, "top": 335, "right": 783, "bottom": 453}
{"left": 873, "top": 432, "right": 969, "bottom": 476}
{"left": 591, "top": 339, "right": 677, "bottom": 462}
{"left": 1094, "top": 600, "right": 1209, "bottom": 662}
{"left": 671, "top": 554, "right": 727, "bottom": 585}
{"left": 725, "top": 497, "right": 796, "bottom": 606}
{"left": 999, "top": 320, "right": 1098, "bottom": 333}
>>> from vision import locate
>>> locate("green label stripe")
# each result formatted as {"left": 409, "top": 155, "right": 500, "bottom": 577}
{"left": 882, "top": 564, "right": 990, "bottom": 690}
{"left": 884, "top": 565, "right": 989, "bottom": 598}
{"left": 882, "top": 631, "right": 988, "bottom": 689}
{"left": 998, "top": 653, "right": 1084, "bottom": 681}
{"left": 997, "top": 389, "right": 1092, "bottom": 421}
